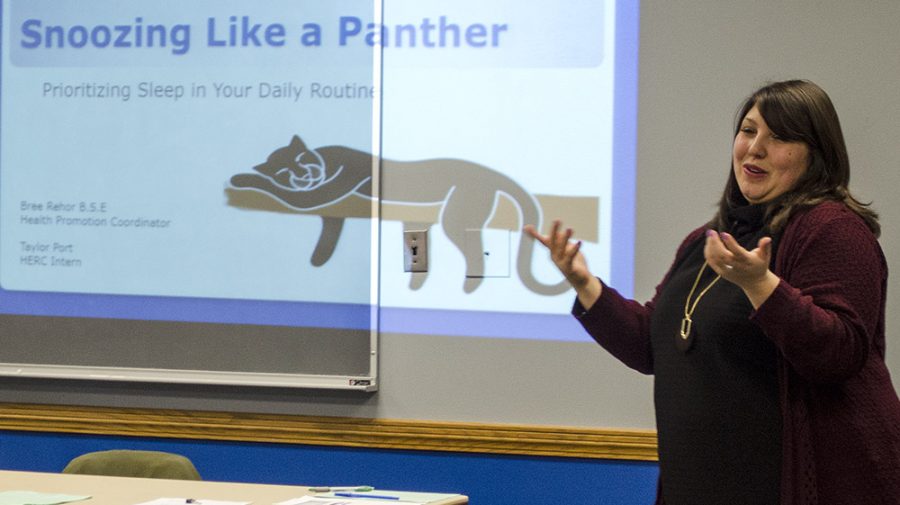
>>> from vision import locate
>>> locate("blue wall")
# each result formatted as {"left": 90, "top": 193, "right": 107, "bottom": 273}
{"left": 0, "top": 430, "right": 659, "bottom": 504}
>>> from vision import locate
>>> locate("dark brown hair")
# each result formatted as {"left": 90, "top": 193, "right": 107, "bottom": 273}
{"left": 712, "top": 79, "right": 879, "bottom": 236}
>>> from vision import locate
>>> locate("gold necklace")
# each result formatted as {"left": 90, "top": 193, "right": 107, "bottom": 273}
{"left": 680, "top": 262, "right": 721, "bottom": 342}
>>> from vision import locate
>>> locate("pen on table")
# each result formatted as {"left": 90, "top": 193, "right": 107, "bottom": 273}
{"left": 309, "top": 486, "right": 374, "bottom": 492}
{"left": 333, "top": 492, "right": 400, "bottom": 500}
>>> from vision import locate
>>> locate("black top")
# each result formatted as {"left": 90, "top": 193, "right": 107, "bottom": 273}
{"left": 649, "top": 205, "right": 782, "bottom": 505}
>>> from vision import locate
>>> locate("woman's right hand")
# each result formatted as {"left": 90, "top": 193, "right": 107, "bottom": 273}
{"left": 524, "top": 220, "right": 602, "bottom": 308}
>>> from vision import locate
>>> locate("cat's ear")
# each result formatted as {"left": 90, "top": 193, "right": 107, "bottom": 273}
{"left": 290, "top": 135, "right": 304, "bottom": 148}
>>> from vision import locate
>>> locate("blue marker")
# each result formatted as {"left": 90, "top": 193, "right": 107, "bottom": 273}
{"left": 333, "top": 492, "right": 400, "bottom": 500}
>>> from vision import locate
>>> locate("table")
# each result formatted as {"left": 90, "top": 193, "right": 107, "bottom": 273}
{"left": 0, "top": 471, "right": 467, "bottom": 504}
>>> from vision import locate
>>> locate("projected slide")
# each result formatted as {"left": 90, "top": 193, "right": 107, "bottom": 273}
{"left": 1, "top": 0, "right": 637, "bottom": 342}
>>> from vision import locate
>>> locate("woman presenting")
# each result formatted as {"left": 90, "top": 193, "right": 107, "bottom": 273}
{"left": 526, "top": 80, "right": 900, "bottom": 504}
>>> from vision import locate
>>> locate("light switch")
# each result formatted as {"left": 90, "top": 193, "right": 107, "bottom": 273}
{"left": 403, "top": 230, "right": 428, "bottom": 272}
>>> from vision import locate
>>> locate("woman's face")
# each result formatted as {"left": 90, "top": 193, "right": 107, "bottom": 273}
{"left": 732, "top": 104, "right": 810, "bottom": 204}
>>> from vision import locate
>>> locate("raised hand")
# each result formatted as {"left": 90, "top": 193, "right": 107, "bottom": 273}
{"left": 703, "top": 230, "right": 780, "bottom": 308}
{"left": 524, "top": 220, "right": 602, "bottom": 308}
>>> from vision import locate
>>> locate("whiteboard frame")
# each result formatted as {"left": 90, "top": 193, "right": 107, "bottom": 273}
{"left": 0, "top": 0, "right": 384, "bottom": 392}
{"left": 0, "top": 363, "right": 378, "bottom": 391}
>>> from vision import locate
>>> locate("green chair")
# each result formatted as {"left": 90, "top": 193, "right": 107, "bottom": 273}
{"left": 62, "top": 450, "right": 202, "bottom": 480}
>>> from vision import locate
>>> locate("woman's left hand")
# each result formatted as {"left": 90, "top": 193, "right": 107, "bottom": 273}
{"left": 704, "top": 230, "right": 781, "bottom": 309}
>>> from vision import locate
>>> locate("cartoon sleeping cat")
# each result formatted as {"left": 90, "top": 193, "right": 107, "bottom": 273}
{"left": 229, "top": 135, "right": 569, "bottom": 295}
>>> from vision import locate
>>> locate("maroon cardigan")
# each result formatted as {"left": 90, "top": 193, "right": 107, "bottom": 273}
{"left": 577, "top": 201, "right": 900, "bottom": 504}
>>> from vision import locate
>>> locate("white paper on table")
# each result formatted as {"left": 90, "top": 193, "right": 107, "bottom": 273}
{"left": 0, "top": 491, "right": 91, "bottom": 505}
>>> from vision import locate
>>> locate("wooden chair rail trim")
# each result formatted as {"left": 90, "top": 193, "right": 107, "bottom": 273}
{"left": 0, "top": 403, "right": 658, "bottom": 461}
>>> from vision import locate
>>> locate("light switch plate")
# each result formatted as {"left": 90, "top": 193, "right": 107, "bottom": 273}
{"left": 403, "top": 230, "right": 428, "bottom": 272}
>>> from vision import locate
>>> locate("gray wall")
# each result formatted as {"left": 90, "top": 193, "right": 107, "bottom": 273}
{"left": 3, "top": 0, "right": 899, "bottom": 431}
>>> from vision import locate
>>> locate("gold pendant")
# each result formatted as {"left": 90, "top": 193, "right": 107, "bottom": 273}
{"left": 679, "top": 316, "right": 692, "bottom": 340}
